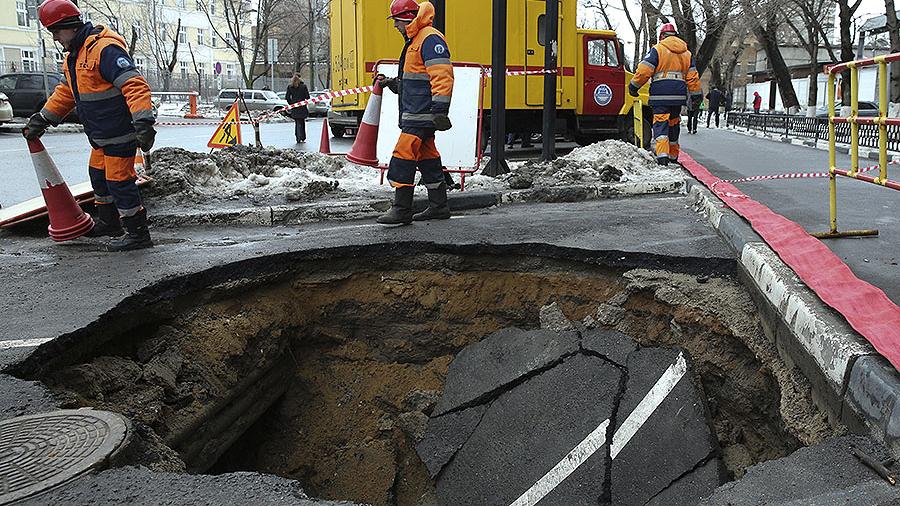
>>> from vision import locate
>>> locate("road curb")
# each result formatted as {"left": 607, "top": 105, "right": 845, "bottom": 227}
{"left": 149, "top": 179, "right": 681, "bottom": 227}
{"left": 686, "top": 177, "right": 899, "bottom": 448}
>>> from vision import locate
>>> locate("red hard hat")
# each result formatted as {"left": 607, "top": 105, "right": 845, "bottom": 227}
{"left": 659, "top": 22, "right": 677, "bottom": 38}
{"left": 388, "top": 0, "right": 419, "bottom": 21}
{"left": 38, "top": 0, "right": 82, "bottom": 29}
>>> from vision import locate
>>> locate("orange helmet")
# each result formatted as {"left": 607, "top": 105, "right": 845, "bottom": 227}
{"left": 38, "top": 0, "right": 82, "bottom": 29}
{"left": 388, "top": 0, "right": 419, "bottom": 21}
{"left": 659, "top": 22, "right": 677, "bottom": 39}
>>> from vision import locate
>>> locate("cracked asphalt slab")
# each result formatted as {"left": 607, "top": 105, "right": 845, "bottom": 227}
{"left": 422, "top": 327, "right": 722, "bottom": 506}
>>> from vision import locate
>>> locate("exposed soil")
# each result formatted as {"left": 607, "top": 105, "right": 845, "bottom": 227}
{"left": 36, "top": 253, "right": 838, "bottom": 505}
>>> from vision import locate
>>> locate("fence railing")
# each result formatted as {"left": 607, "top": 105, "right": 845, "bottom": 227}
{"left": 727, "top": 111, "right": 900, "bottom": 153}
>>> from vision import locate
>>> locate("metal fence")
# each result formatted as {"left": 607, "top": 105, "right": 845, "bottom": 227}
{"left": 727, "top": 112, "right": 900, "bottom": 152}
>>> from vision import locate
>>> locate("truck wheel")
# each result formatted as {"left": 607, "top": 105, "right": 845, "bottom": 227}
{"left": 330, "top": 124, "right": 345, "bottom": 138}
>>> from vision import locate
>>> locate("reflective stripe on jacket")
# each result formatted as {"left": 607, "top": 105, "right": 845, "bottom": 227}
{"left": 628, "top": 36, "right": 701, "bottom": 106}
{"left": 42, "top": 23, "right": 153, "bottom": 146}
{"left": 397, "top": 1, "right": 454, "bottom": 129}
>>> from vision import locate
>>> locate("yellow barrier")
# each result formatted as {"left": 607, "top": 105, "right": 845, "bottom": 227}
{"left": 813, "top": 52, "right": 900, "bottom": 239}
{"left": 633, "top": 98, "right": 644, "bottom": 148}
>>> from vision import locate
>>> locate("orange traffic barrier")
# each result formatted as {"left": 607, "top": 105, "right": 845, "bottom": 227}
{"left": 26, "top": 137, "right": 93, "bottom": 241}
{"left": 346, "top": 82, "right": 383, "bottom": 166}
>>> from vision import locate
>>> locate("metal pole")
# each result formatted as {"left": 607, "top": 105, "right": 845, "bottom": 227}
{"left": 541, "top": 0, "right": 558, "bottom": 161}
{"left": 35, "top": 12, "right": 49, "bottom": 102}
{"left": 484, "top": 0, "right": 509, "bottom": 176}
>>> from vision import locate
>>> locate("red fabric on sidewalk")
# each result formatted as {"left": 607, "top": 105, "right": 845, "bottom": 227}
{"left": 680, "top": 151, "right": 900, "bottom": 371}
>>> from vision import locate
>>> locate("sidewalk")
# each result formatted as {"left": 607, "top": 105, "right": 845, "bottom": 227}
{"left": 682, "top": 127, "right": 900, "bottom": 305}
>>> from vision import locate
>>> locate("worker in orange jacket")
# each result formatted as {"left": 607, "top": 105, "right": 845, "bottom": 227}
{"left": 26, "top": 0, "right": 156, "bottom": 251}
{"left": 376, "top": 0, "right": 454, "bottom": 225}
{"left": 628, "top": 22, "right": 701, "bottom": 165}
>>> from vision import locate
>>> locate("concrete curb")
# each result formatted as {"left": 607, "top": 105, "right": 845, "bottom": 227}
{"left": 150, "top": 178, "right": 682, "bottom": 227}
{"left": 724, "top": 125, "right": 900, "bottom": 161}
{"left": 685, "top": 177, "right": 900, "bottom": 456}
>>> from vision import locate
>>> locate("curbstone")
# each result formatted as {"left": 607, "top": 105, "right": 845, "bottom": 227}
{"left": 686, "top": 182, "right": 762, "bottom": 256}
{"left": 843, "top": 354, "right": 900, "bottom": 455}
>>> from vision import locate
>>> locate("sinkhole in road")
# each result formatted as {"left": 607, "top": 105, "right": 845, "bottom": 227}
{"left": 33, "top": 251, "right": 838, "bottom": 505}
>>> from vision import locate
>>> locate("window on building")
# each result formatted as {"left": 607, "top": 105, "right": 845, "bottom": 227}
{"left": 198, "top": 28, "right": 206, "bottom": 45}
{"left": 196, "top": 0, "right": 203, "bottom": 10}
{"left": 21, "top": 50, "right": 36, "bottom": 71}
{"left": 176, "top": 0, "right": 185, "bottom": 8}
{"left": 198, "top": 62, "right": 206, "bottom": 75}
{"left": 16, "top": 1, "right": 30, "bottom": 27}
{"left": 210, "top": 1, "right": 215, "bottom": 15}
{"left": 180, "top": 61, "right": 188, "bottom": 78}
{"left": 132, "top": 20, "right": 141, "bottom": 40}
{"left": 211, "top": 34, "right": 217, "bottom": 48}
{"left": 109, "top": 16, "right": 119, "bottom": 31}
{"left": 178, "top": 25, "right": 187, "bottom": 43}
{"left": 226, "top": 63, "right": 234, "bottom": 78}
{"left": 54, "top": 50, "right": 64, "bottom": 69}
{"left": 135, "top": 57, "right": 145, "bottom": 72}
{"left": 83, "top": 11, "right": 92, "bottom": 23}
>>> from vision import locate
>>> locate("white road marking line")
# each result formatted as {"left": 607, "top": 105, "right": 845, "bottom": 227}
{"left": 610, "top": 352, "right": 687, "bottom": 460}
{"left": 509, "top": 419, "right": 610, "bottom": 506}
{"left": 0, "top": 337, "right": 53, "bottom": 350}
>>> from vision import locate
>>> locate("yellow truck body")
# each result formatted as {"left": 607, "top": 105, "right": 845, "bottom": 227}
{"left": 328, "top": 0, "right": 650, "bottom": 144}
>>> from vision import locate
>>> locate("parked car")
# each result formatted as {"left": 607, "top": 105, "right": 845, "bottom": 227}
{"left": 276, "top": 90, "right": 331, "bottom": 116}
{"left": 815, "top": 101, "right": 881, "bottom": 118}
{"left": 0, "top": 92, "right": 13, "bottom": 124}
{"left": 0, "top": 72, "right": 79, "bottom": 122}
{"left": 215, "top": 89, "right": 288, "bottom": 112}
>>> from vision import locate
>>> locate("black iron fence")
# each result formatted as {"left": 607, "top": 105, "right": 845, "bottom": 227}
{"left": 727, "top": 111, "right": 900, "bottom": 152}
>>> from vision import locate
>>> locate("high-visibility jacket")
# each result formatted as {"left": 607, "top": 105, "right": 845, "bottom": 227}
{"left": 396, "top": 1, "right": 454, "bottom": 129}
{"left": 628, "top": 36, "right": 701, "bottom": 106}
{"left": 42, "top": 23, "right": 153, "bottom": 147}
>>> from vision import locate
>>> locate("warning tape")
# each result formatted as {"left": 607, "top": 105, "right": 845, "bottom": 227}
{"left": 710, "top": 160, "right": 898, "bottom": 190}
{"left": 157, "top": 68, "right": 559, "bottom": 127}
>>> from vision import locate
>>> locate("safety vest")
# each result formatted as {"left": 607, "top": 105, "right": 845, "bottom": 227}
{"left": 629, "top": 36, "right": 701, "bottom": 106}
{"left": 396, "top": 1, "right": 454, "bottom": 129}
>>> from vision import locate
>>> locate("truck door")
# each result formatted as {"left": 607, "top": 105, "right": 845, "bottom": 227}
{"left": 331, "top": 0, "right": 359, "bottom": 108}
{"left": 581, "top": 35, "right": 624, "bottom": 116}
{"left": 525, "top": 0, "right": 562, "bottom": 106}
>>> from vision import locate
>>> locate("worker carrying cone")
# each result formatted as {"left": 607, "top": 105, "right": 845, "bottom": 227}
{"left": 375, "top": 0, "right": 454, "bottom": 225}
{"left": 25, "top": 0, "right": 156, "bottom": 251}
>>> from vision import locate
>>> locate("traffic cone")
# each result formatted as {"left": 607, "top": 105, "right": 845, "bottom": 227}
{"left": 134, "top": 149, "right": 145, "bottom": 174}
{"left": 27, "top": 137, "right": 94, "bottom": 242}
{"left": 346, "top": 82, "right": 383, "bottom": 166}
{"left": 319, "top": 118, "right": 331, "bottom": 155}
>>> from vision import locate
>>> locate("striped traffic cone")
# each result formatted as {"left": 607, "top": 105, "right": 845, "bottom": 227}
{"left": 26, "top": 137, "right": 93, "bottom": 242}
{"left": 319, "top": 118, "right": 331, "bottom": 155}
{"left": 346, "top": 82, "right": 383, "bottom": 167}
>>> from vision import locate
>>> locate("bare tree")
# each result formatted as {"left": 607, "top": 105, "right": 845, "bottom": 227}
{"left": 885, "top": 0, "right": 900, "bottom": 115}
{"left": 187, "top": 42, "right": 204, "bottom": 96}
{"left": 740, "top": 0, "right": 801, "bottom": 113}
{"left": 783, "top": 0, "right": 836, "bottom": 116}
{"left": 836, "top": 0, "right": 863, "bottom": 110}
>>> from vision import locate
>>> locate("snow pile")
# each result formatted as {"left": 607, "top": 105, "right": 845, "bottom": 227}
{"left": 144, "top": 145, "right": 375, "bottom": 203}
{"left": 464, "top": 140, "right": 680, "bottom": 191}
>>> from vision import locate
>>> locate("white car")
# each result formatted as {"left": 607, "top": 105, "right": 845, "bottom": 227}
{"left": 215, "top": 89, "right": 288, "bottom": 112}
{"left": 0, "top": 93, "right": 13, "bottom": 124}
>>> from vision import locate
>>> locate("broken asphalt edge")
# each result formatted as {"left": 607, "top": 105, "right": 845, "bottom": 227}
{"left": 148, "top": 178, "right": 684, "bottom": 227}
{"left": 685, "top": 177, "right": 900, "bottom": 458}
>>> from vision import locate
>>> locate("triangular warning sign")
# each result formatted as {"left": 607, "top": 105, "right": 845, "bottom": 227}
{"left": 208, "top": 101, "right": 242, "bottom": 149}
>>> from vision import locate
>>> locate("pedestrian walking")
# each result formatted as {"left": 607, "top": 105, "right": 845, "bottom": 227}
{"left": 285, "top": 74, "right": 310, "bottom": 143}
{"left": 376, "top": 0, "right": 454, "bottom": 224}
{"left": 628, "top": 22, "right": 701, "bottom": 165}
{"left": 687, "top": 97, "right": 701, "bottom": 134}
{"left": 724, "top": 91, "right": 733, "bottom": 123}
{"left": 26, "top": 0, "right": 156, "bottom": 251}
{"left": 705, "top": 87, "right": 724, "bottom": 128}
{"left": 753, "top": 91, "right": 762, "bottom": 114}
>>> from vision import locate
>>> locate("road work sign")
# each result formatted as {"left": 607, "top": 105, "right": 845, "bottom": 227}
{"left": 207, "top": 102, "right": 242, "bottom": 149}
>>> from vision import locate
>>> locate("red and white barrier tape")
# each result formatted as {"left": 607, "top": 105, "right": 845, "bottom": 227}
{"left": 709, "top": 159, "right": 898, "bottom": 190}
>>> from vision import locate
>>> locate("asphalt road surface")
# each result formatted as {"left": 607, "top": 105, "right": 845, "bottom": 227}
{"left": 0, "top": 117, "right": 352, "bottom": 208}
{"left": 681, "top": 127, "right": 900, "bottom": 305}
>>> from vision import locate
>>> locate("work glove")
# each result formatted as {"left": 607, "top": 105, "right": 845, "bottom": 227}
{"left": 24, "top": 112, "right": 51, "bottom": 140}
{"left": 376, "top": 74, "right": 399, "bottom": 94}
{"left": 433, "top": 113, "right": 452, "bottom": 131}
{"left": 628, "top": 85, "right": 639, "bottom": 98}
{"left": 134, "top": 120, "right": 157, "bottom": 151}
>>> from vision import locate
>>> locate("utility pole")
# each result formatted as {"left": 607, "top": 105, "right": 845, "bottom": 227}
{"left": 541, "top": 0, "right": 559, "bottom": 161}
{"left": 484, "top": 0, "right": 509, "bottom": 176}
{"left": 27, "top": 0, "right": 50, "bottom": 102}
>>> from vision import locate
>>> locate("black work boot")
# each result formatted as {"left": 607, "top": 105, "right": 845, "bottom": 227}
{"left": 85, "top": 203, "right": 124, "bottom": 237}
{"left": 377, "top": 186, "right": 415, "bottom": 225}
{"left": 107, "top": 208, "right": 153, "bottom": 251}
{"left": 413, "top": 183, "right": 451, "bottom": 221}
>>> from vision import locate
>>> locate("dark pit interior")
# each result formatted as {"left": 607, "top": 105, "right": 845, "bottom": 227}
{"left": 15, "top": 249, "right": 838, "bottom": 506}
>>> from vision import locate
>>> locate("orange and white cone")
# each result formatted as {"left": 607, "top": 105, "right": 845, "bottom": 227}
{"left": 319, "top": 117, "right": 332, "bottom": 155}
{"left": 27, "top": 137, "right": 94, "bottom": 242}
{"left": 346, "top": 82, "right": 383, "bottom": 167}
{"left": 134, "top": 149, "right": 146, "bottom": 174}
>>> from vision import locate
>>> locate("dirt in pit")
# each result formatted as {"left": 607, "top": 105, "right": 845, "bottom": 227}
{"left": 38, "top": 255, "right": 839, "bottom": 505}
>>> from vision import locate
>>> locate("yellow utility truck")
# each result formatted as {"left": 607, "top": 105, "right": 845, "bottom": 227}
{"left": 328, "top": 0, "right": 650, "bottom": 146}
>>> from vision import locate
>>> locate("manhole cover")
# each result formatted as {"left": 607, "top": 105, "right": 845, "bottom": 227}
{"left": 0, "top": 409, "right": 129, "bottom": 504}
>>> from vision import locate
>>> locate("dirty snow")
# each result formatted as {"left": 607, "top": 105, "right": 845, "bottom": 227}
{"left": 144, "top": 139, "right": 682, "bottom": 206}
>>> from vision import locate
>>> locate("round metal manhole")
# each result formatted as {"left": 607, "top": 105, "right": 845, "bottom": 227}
{"left": 0, "top": 409, "right": 129, "bottom": 504}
